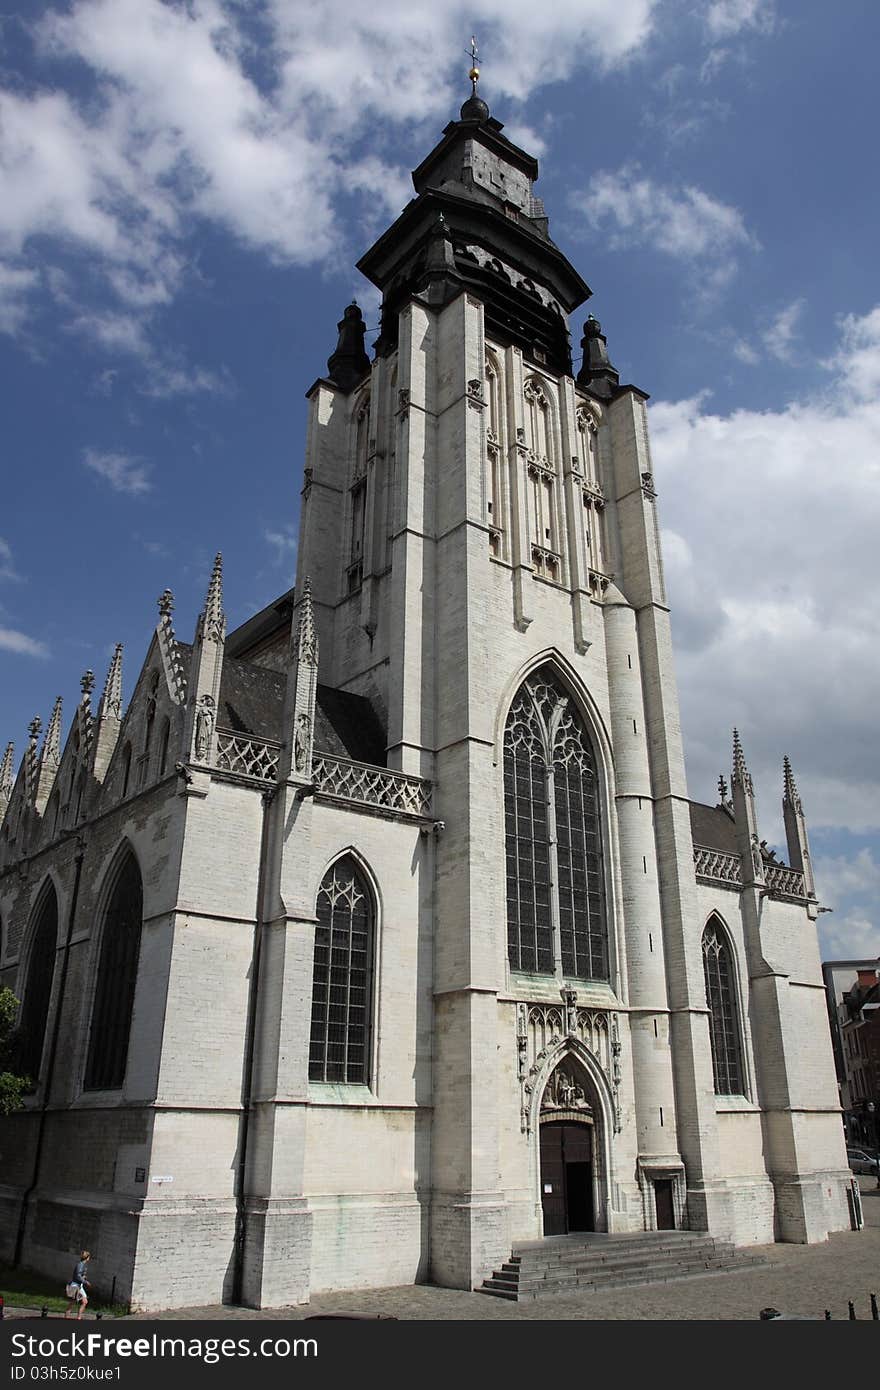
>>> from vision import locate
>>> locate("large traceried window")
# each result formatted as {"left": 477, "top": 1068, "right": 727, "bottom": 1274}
{"left": 18, "top": 882, "right": 59, "bottom": 1083}
{"left": 504, "top": 667, "right": 608, "bottom": 981}
{"left": 309, "top": 856, "right": 374, "bottom": 1085}
{"left": 702, "top": 917, "right": 745, "bottom": 1096}
{"left": 85, "top": 851, "right": 143, "bottom": 1091}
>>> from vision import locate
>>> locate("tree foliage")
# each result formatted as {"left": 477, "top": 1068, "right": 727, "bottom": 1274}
{"left": 0, "top": 986, "right": 29, "bottom": 1115}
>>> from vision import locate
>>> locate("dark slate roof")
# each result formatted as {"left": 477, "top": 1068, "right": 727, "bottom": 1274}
{"left": 216, "top": 655, "right": 387, "bottom": 765}
{"left": 219, "top": 658, "right": 285, "bottom": 740}
{"left": 314, "top": 684, "right": 386, "bottom": 766}
{"left": 688, "top": 800, "right": 738, "bottom": 854}
{"left": 225, "top": 589, "right": 295, "bottom": 662}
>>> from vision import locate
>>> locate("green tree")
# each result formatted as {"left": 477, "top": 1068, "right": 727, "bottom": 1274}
{"left": 0, "top": 985, "right": 29, "bottom": 1115}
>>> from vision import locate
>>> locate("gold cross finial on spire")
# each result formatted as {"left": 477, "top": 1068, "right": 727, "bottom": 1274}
{"left": 468, "top": 35, "right": 480, "bottom": 94}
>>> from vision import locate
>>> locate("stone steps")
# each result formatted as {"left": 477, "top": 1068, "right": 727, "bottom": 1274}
{"left": 477, "top": 1233, "right": 769, "bottom": 1302}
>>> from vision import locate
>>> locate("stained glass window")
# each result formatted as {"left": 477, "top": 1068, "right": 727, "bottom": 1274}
{"left": 702, "top": 918, "right": 745, "bottom": 1096}
{"left": 85, "top": 852, "right": 143, "bottom": 1091}
{"left": 18, "top": 882, "right": 59, "bottom": 1083}
{"left": 309, "top": 857, "right": 374, "bottom": 1084}
{"left": 504, "top": 668, "right": 608, "bottom": 980}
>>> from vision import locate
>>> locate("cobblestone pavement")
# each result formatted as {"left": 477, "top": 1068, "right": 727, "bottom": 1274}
{"left": 6, "top": 1184, "right": 876, "bottom": 1324}
{"left": 116, "top": 1183, "right": 880, "bottom": 1323}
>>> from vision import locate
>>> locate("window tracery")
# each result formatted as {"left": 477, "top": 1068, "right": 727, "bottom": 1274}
{"left": 702, "top": 917, "right": 745, "bottom": 1096}
{"left": 85, "top": 851, "right": 143, "bottom": 1091}
{"left": 18, "top": 882, "right": 58, "bottom": 1084}
{"left": 504, "top": 668, "right": 608, "bottom": 981}
{"left": 309, "top": 856, "right": 375, "bottom": 1085}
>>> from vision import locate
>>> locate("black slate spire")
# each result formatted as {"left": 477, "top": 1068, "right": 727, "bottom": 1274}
{"left": 327, "top": 301, "right": 371, "bottom": 393}
{"left": 576, "top": 316, "right": 620, "bottom": 397}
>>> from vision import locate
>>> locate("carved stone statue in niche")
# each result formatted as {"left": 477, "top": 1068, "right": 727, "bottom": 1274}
{"left": 194, "top": 696, "right": 215, "bottom": 762}
{"left": 542, "top": 1066, "right": 589, "bottom": 1112}
{"left": 294, "top": 713, "right": 312, "bottom": 774}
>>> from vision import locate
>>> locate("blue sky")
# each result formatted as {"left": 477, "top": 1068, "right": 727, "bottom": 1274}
{"left": 1, "top": 0, "right": 877, "bottom": 960}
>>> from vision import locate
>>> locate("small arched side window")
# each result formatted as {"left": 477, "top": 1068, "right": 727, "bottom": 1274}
{"left": 309, "top": 856, "right": 375, "bottom": 1085}
{"left": 85, "top": 851, "right": 143, "bottom": 1091}
{"left": 702, "top": 917, "right": 746, "bottom": 1096}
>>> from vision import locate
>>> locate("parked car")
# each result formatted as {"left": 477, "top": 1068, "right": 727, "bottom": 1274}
{"left": 846, "top": 1146, "right": 880, "bottom": 1175}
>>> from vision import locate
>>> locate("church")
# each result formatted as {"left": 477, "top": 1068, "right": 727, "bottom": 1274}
{"left": 0, "top": 81, "right": 851, "bottom": 1312}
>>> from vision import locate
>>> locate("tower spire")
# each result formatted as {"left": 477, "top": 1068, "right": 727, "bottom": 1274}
{"left": 782, "top": 755, "right": 801, "bottom": 814}
{"left": 731, "top": 727, "right": 752, "bottom": 793}
{"left": 34, "top": 696, "right": 63, "bottom": 813}
{"left": 25, "top": 715, "right": 42, "bottom": 804}
{"left": 460, "top": 34, "right": 490, "bottom": 122}
{"left": 184, "top": 553, "right": 227, "bottom": 773}
{"left": 41, "top": 696, "right": 63, "bottom": 769}
{"left": 0, "top": 740, "right": 14, "bottom": 817}
{"left": 730, "top": 728, "right": 762, "bottom": 886}
{"left": 156, "top": 589, "right": 187, "bottom": 706}
{"left": 280, "top": 575, "right": 319, "bottom": 782}
{"left": 99, "top": 644, "right": 124, "bottom": 722}
{"left": 782, "top": 754, "right": 815, "bottom": 897}
{"left": 93, "top": 644, "right": 124, "bottom": 782}
{"left": 326, "top": 302, "right": 371, "bottom": 393}
{"left": 201, "top": 553, "right": 226, "bottom": 645}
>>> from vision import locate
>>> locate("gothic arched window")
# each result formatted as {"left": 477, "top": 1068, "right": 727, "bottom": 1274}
{"left": 85, "top": 851, "right": 143, "bottom": 1091}
{"left": 120, "top": 743, "right": 132, "bottom": 798}
{"left": 309, "top": 856, "right": 375, "bottom": 1085}
{"left": 18, "top": 881, "right": 59, "bottom": 1083}
{"left": 702, "top": 917, "right": 745, "bottom": 1096}
{"left": 157, "top": 717, "right": 171, "bottom": 778}
{"left": 504, "top": 668, "right": 608, "bottom": 981}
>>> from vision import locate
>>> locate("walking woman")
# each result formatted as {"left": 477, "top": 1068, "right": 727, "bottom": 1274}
{"left": 64, "top": 1250, "right": 91, "bottom": 1319}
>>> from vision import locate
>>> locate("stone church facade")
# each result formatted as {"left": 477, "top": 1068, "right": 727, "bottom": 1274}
{"left": 0, "top": 92, "right": 850, "bottom": 1311}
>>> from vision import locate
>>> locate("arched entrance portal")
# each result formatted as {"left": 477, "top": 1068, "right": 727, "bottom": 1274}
{"left": 539, "top": 1062, "right": 597, "bottom": 1236}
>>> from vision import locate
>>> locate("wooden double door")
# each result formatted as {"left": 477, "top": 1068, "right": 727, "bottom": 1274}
{"left": 540, "top": 1121, "right": 594, "bottom": 1236}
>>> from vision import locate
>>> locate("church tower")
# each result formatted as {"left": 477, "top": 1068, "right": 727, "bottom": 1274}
{"left": 293, "top": 78, "right": 748, "bottom": 1285}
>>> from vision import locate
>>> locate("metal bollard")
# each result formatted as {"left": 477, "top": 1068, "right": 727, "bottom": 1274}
{"left": 95, "top": 1312, "right": 103, "bottom": 1320}
{"left": 0, "top": 1295, "right": 4, "bottom": 1319}
{"left": 871, "top": 1292, "right": 878, "bottom": 1321}
{"left": 849, "top": 1301, "right": 857, "bottom": 1319}
{"left": 824, "top": 1309, "right": 831, "bottom": 1319}
{"left": 41, "top": 1306, "right": 48, "bottom": 1318}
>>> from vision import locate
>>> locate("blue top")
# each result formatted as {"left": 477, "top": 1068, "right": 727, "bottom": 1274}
{"left": 72, "top": 1261, "right": 88, "bottom": 1285}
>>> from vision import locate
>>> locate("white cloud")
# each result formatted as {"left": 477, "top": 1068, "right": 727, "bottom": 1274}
{"left": 0, "top": 539, "right": 21, "bottom": 583}
{"left": 814, "top": 849, "right": 880, "bottom": 905}
{"left": 651, "top": 303, "right": 880, "bottom": 836}
{"left": 819, "top": 912, "right": 880, "bottom": 964}
{"left": 83, "top": 448, "right": 152, "bottom": 495}
{"left": 0, "top": 628, "right": 48, "bottom": 658}
{"left": 732, "top": 338, "right": 759, "bottom": 365}
{"left": 705, "top": 0, "right": 776, "bottom": 39}
{"left": 265, "top": 525, "right": 298, "bottom": 569}
{"left": 833, "top": 305, "right": 880, "bottom": 402}
{"left": 0, "top": 263, "right": 40, "bottom": 335}
{"left": 762, "top": 298, "right": 804, "bottom": 362}
{"left": 573, "top": 166, "right": 757, "bottom": 277}
{"left": 0, "top": 0, "right": 663, "bottom": 346}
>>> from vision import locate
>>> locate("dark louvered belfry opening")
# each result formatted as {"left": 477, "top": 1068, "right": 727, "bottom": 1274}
{"left": 504, "top": 667, "right": 608, "bottom": 981}
{"left": 702, "top": 917, "right": 745, "bottom": 1096}
{"left": 85, "top": 852, "right": 143, "bottom": 1091}
{"left": 309, "top": 857, "right": 374, "bottom": 1084}
{"left": 18, "top": 883, "right": 59, "bottom": 1084}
